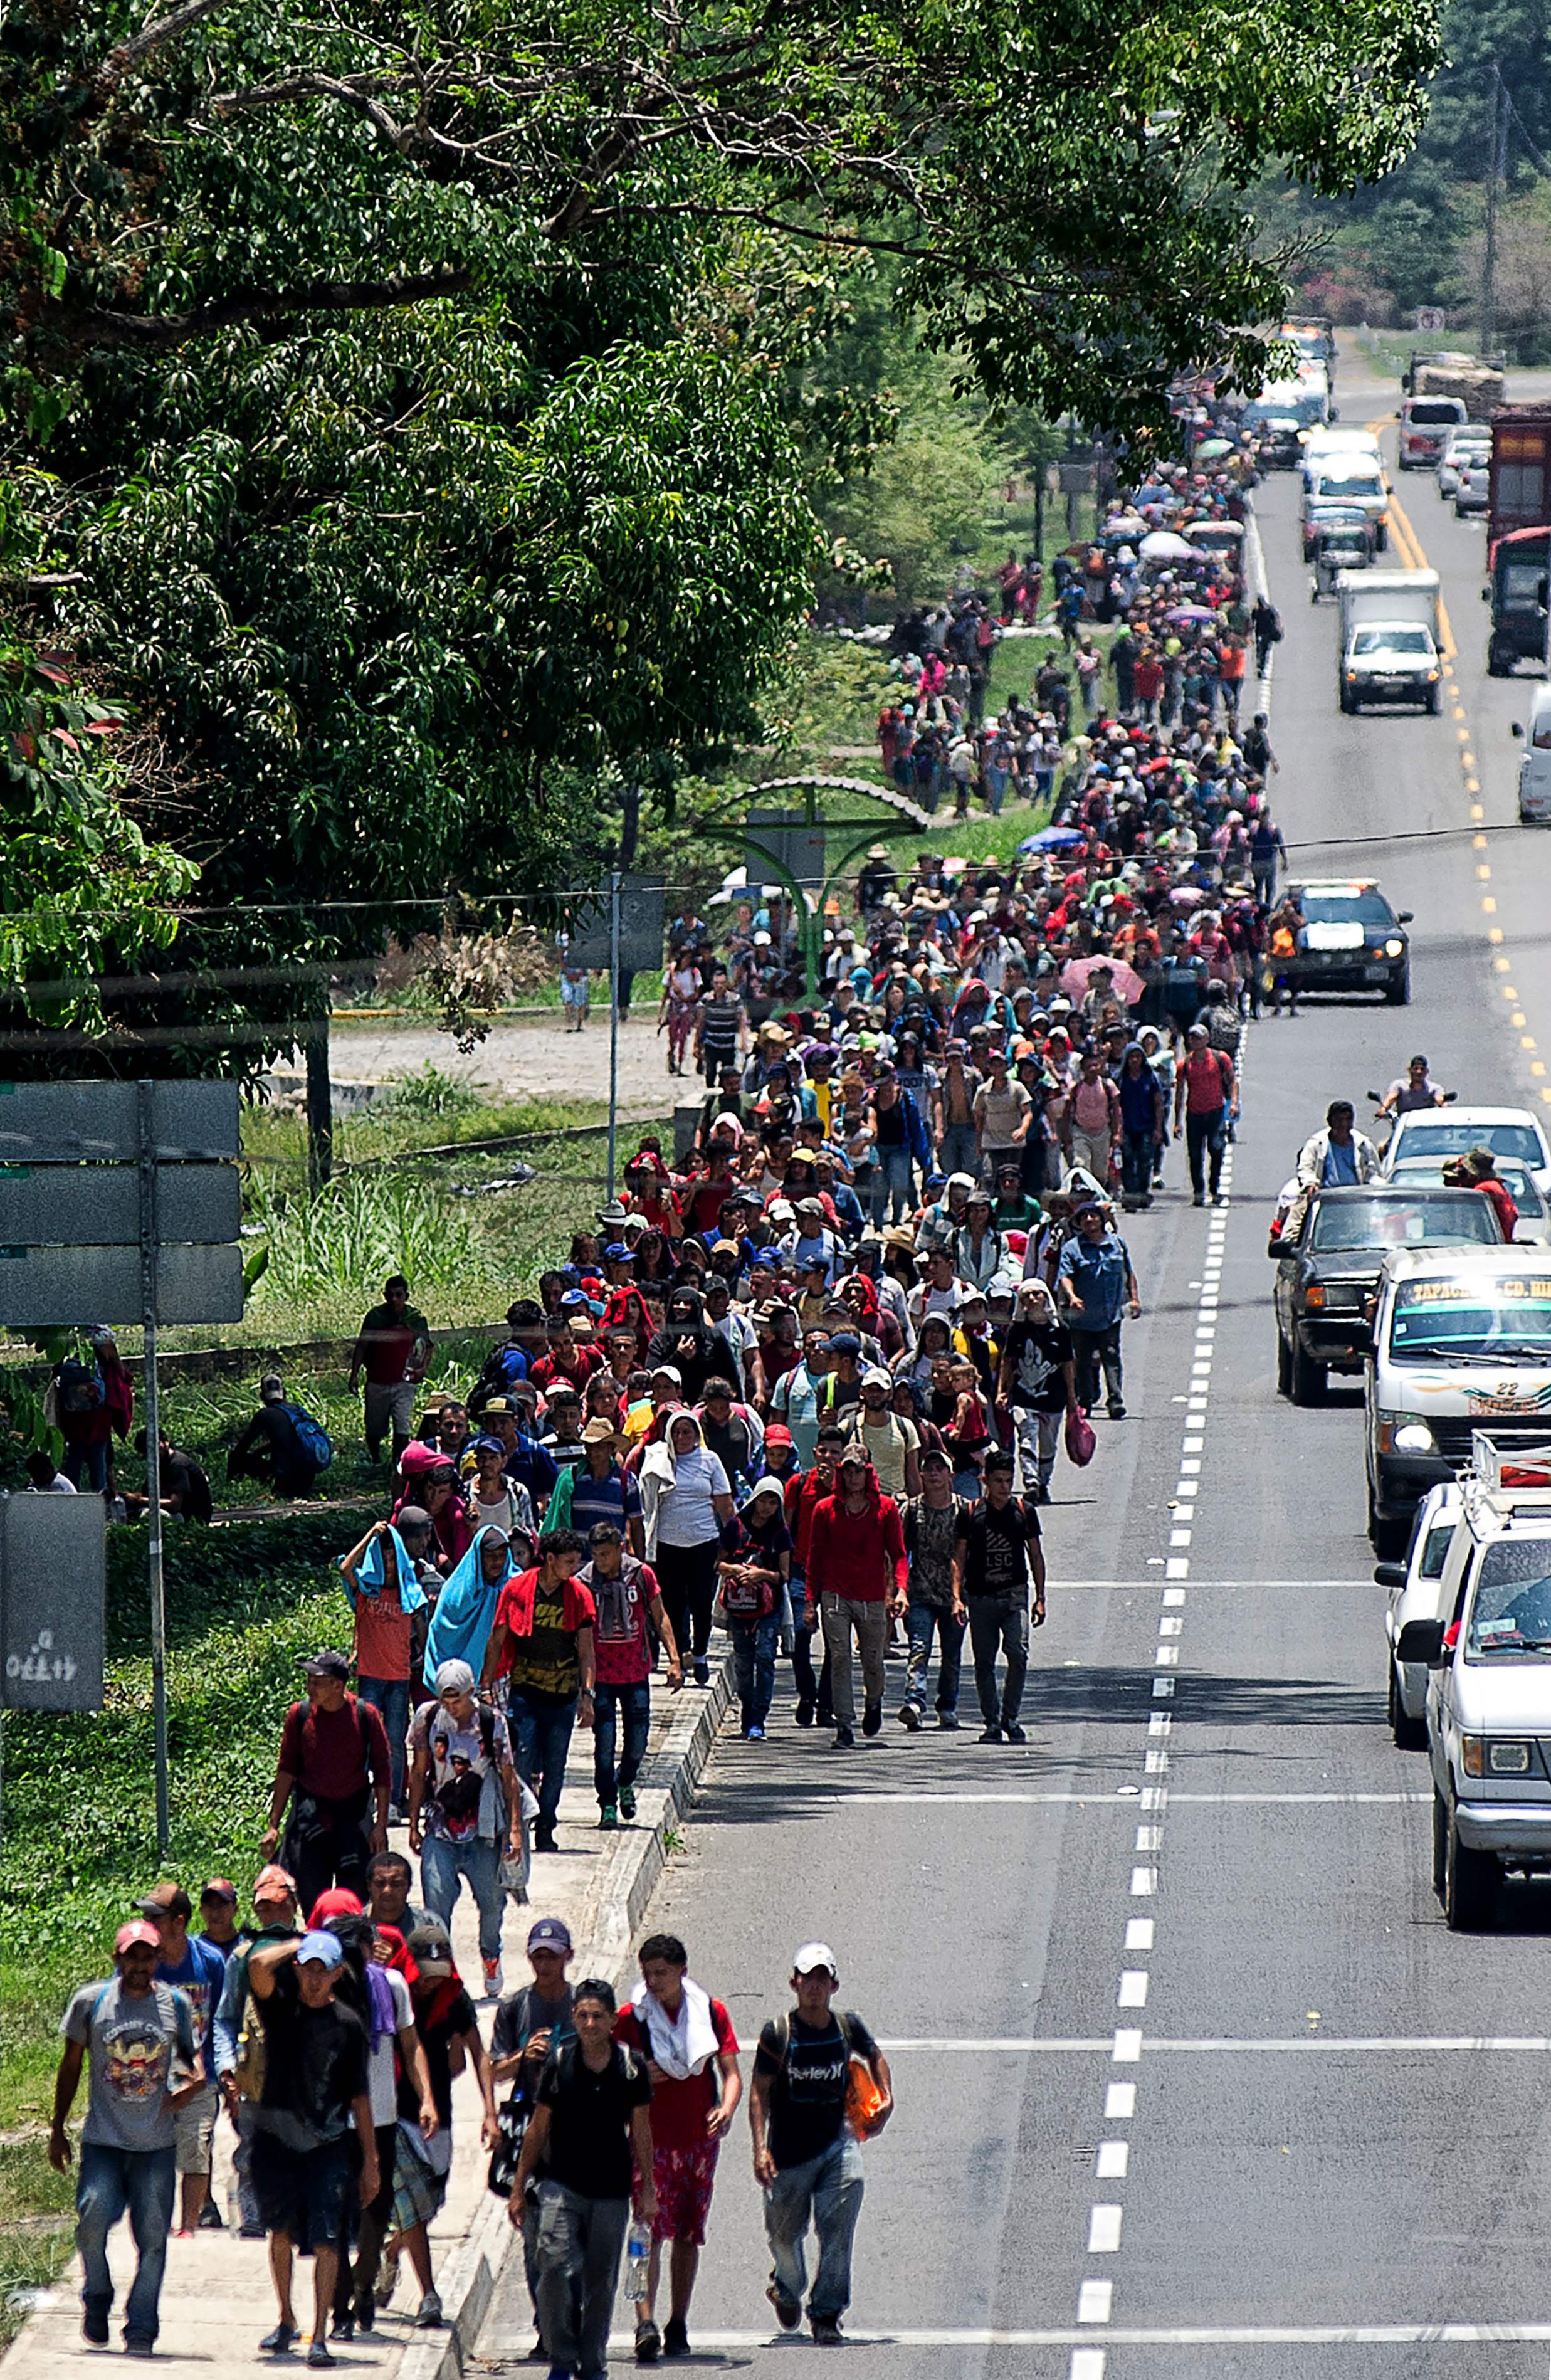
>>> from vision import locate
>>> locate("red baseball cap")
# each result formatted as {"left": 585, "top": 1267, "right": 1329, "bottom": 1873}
{"left": 115, "top": 1922, "right": 160, "bottom": 1956}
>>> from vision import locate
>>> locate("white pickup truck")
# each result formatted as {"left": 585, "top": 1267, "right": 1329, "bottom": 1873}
{"left": 1337, "top": 569, "right": 1442, "bottom": 714}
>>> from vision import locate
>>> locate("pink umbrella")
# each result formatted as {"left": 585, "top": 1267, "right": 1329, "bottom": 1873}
{"left": 1165, "top": 605, "right": 1218, "bottom": 623}
{"left": 1060, "top": 954, "right": 1145, "bottom": 1004}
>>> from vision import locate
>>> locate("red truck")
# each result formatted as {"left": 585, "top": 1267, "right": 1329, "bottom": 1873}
{"left": 1486, "top": 407, "right": 1551, "bottom": 675}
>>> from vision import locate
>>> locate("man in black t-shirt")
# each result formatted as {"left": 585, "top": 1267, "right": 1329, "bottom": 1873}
{"left": 955, "top": 1450, "right": 1046, "bottom": 1744}
{"left": 248, "top": 1931, "right": 375, "bottom": 2367}
{"left": 749, "top": 1944, "right": 893, "bottom": 2347}
{"left": 490, "top": 1920, "right": 577, "bottom": 2364}
{"left": 510, "top": 1976, "right": 653, "bottom": 2380}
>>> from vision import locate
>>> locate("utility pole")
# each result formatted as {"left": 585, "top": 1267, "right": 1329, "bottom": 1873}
{"left": 1481, "top": 61, "right": 1506, "bottom": 359}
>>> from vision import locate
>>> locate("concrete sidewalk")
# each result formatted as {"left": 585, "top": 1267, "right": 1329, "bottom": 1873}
{"left": 4, "top": 1668, "right": 730, "bottom": 2380}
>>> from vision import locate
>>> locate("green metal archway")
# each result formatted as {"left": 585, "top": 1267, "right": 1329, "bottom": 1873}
{"left": 712, "top": 773, "right": 934, "bottom": 1000}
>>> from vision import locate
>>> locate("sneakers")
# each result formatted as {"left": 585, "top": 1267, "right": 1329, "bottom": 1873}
{"left": 693, "top": 1659, "right": 710, "bottom": 1687}
{"left": 811, "top": 2314, "right": 844, "bottom": 2345}
{"left": 414, "top": 2292, "right": 443, "bottom": 2329}
{"left": 599, "top": 1804, "right": 618, "bottom": 1830}
{"left": 794, "top": 1699, "right": 815, "bottom": 1728}
{"left": 1192, "top": 1192, "right": 1206, "bottom": 1207}
{"left": 747, "top": 1724, "right": 765, "bottom": 1742}
{"left": 330, "top": 2315, "right": 354, "bottom": 2343}
{"left": 861, "top": 1702, "right": 882, "bottom": 1738}
{"left": 898, "top": 1703, "right": 921, "bottom": 1731}
{"left": 1004, "top": 1722, "right": 1028, "bottom": 1744}
{"left": 767, "top": 2285, "right": 802, "bottom": 2332}
{"left": 123, "top": 2342, "right": 155, "bottom": 2361}
{"left": 197, "top": 2196, "right": 224, "bottom": 2230}
{"left": 831, "top": 1725, "right": 855, "bottom": 1749}
{"left": 1107, "top": 1399, "right": 1126, "bottom": 1419}
{"left": 619, "top": 1786, "right": 637, "bottom": 1820}
{"left": 661, "top": 2316, "right": 690, "bottom": 2358}
{"left": 534, "top": 1821, "right": 557, "bottom": 1855}
{"left": 979, "top": 1723, "right": 1004, "bottom": 1744}
{"left": 634, "top": 2317, "right": 661, "bottom": 2363}
{"left": 937, "top": 1710, "right": 960, "bottom": 1730}
{"left": 82, "top": 2304, "right": 110, "bottom": 2346}
{"left": 483, "top": 1956, "right": 504, "bottom": 1996}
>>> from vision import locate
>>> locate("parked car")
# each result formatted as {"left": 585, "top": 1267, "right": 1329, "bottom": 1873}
{"left": 1437, "top": 428, "right": 1490, "bottom": 498}
{"left": 1455, "top": 457, "right": 1491, "bottom": 517}
{"left": 1377, "top": 1482, "right": 1461, "bottom": 1748}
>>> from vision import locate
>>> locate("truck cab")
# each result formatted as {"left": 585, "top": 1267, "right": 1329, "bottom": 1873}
{"left": 1511, "top": 684, "right": 1551, "bottom": 823}
{"left": 1336, "top": 569, "right": 1441, "bottom": 713}
{"left": 1397, "top": 1435, "right": 1551, "bottom": 1927}
{"left": 1486, "top": 525, "right": 1550, "bottom": 677}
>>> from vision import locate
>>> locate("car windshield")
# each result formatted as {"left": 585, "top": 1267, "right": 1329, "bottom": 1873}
{"left": 1352, "top": 627, "right": 1433, "bottom": 655}
{"left": 1397, "top": 1121, "right": 1543, "bottom": 1165}
{"left": 1409, "top": 403, "right": 1466, "bottom": 426}
{"left": 1466, "top": 1538, "right": 1551, "bottom": 1658}
{"left": 1389, "top": 1273, "right": 1551, "bottom": 1362}
{"left": 1502, "top": 561, "right": 1546, "bottom": 609}
{"left": 1298, "top": 890, "right": 1396, "bottom": 928}
{"left": 1310, "top": 1197, "right": 1498, "bottom": 1251}
{"left": 1317, "top": 473, "right": 1382, "bottom": 498}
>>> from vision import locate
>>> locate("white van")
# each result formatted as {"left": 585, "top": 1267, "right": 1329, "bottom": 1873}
{"left": 1365, "top": 1246, "right": 1551, "bottom": 1554}
{"left": 1511, "top": 685, "right": 1551, "bottom": 823}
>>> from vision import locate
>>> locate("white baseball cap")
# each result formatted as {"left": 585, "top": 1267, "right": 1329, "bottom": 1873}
{"left": 793, "top": 1941, "right": 838, "bottom": 1977}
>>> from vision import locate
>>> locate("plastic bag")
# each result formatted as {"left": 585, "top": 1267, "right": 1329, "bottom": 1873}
{"left": 1065, "top": 1408, "right": 1096, "bottom": 1468}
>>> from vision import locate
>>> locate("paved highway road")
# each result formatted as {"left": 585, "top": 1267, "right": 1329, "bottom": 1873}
{"left": 478, "top": 354, "right": 1551, "bottom": 2380}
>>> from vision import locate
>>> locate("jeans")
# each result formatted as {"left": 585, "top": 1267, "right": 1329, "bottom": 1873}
{"left": 1072, "top": 1323, "right": 1123, "bottom": 1411}
{"left": 534, "top": 2181, "right": 629, "bottom": 2377}
{"left": 356, "top": 1674, "right": 410, "bottom": 1807}
{"left": 653, "top": 1537, "right": 720, "bottom": 1665}
{"left": 76, "top": 2142, "right": 175, "bottom": 2346}
{"left": 1186, "top": 1107, "right": 1228, "bottom": 1198}
{"left": 903, "top": 1603, "right": 965, "bottom": 1715}
{"left": 938, "top": 1120, "right": 978, "bottom": 1180}
{"left": 233, "top": 2100, "right": 263, "bottom": 2235}
{"left": 593, "top": 1677, "right": 651, "bottom": 1806}
{"left": 506, "top": 1687, "right": 577, "bottom": 1835}
{"left": 764, "top": 2136, "right": 865, "bottom": 2321}
{"left": 730, "top": 1611, "right": 780, "bottom": 1729}
{"left": 1252, "top": 862, "right": 1276, "bottom": 907}
{"left": 821, "top": 1595, "right": 890, "bottom": 1728}
{"left": 1120, "top": 1130, "right": 1154, "bottom": 1203}
{"left": 968, "top": 1595, "right": 1029, "bottom": 1729}
{"left": 420, "top": 1832, "right": 504, "bottom": 1962}
{"left": 870, "top": 1143, "right": 914, "bottom": 1227}
{"left": 789, "top": 1618, "right": 832, "bottom": 1722}
{"left": 1012, "top": 1408, "right": 1063, "bottom": 1493}
{"left": 62, "top": 1440, "right": 108, "bottom": 1493}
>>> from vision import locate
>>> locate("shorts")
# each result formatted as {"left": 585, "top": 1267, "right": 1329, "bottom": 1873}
{"left": 363, "top": 1381, "right": 414, "bottom": 1443}
{"left": 646, "top": 2139, "right": 720, "bottom": 2248}
{"left": 173, "top": 2081, "right": 218, "bottom": 2176}
{"left": 250, "top": 2129, "right": 357, "bottom": 2255}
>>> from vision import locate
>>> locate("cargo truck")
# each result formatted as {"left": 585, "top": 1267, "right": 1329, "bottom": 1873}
{"left": 1484, "top": 407, "right": 1551, "bottom": 675}
{"left": 1402, "top": 351, "right": 1506, "bottom": 419}
{"left": 1337, "top": 570, "right": 1442, "bottom": 714}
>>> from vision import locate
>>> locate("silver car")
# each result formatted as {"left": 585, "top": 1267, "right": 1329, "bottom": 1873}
{"left": 1437, "top": 433, "right": 1488, "bottom": 498}
{"left": 1455, "top": 458, "right": 1490, "bottom": 517}
{"left": 1377, "top": 1482, "right": 1459, "bottom": 1746}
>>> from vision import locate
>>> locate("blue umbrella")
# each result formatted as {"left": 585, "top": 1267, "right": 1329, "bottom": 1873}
{"left": 1020, "top": 826, "right": 1086, "bottom": 853}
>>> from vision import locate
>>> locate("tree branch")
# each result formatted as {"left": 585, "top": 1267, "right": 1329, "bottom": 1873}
{"left": 65, "top": 265, "right": 476, "bottom": 350}
{"left": 102, "top": 0, "right": 228, "bottom": 84}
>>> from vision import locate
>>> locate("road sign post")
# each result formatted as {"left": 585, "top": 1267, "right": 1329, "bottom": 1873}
{"left": 0, "top": 1077, "right": 241, "bottom": 1853}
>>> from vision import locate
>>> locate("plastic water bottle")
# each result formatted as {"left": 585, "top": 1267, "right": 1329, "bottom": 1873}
{"left": 624, "top": 2221, "right": 651, "bottom": 2302}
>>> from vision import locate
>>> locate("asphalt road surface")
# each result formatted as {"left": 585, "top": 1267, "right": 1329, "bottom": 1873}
{"left": 477, "top": 351, "right": 1551, "bottom": 2380}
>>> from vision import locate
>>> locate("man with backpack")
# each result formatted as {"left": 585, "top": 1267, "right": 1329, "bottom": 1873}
{"left": 1172, "top": 1020, "right": 1237, "bottom": 1206}
{"left": 955, "top": 1451, "right": 1046, "bottom": 1744}
{"left": 261, "top": 1651, "right": 393, "bottom": 1916}
{"left": 406, "top": 1658, "right": 530, "bottom": 2001}
{"left": 748, "top": 1943, "right": 893, "bottom": 2347}
{"left": 229, "top": 1374, "right": 333, "bottom": 1498}
{"left": 214, "top": 1865, "right": 300, "bottom": 2238}
{"left": 50, "top": 1920, "right": 202, "bottom": 2355}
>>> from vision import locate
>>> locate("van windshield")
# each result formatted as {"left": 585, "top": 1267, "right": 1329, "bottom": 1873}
{"left": 1397, "top": 1122, "right": 1543, "bottom": 1165}
{"left": 1409, "top": 402, "right": 1466, "bottom": 425}
{"left": 1317, "top": 473, "right": 1382, "bottom": 499}
{"left": 1352, "top": 628, "right": 1433, "bottom": 655}
{"left": 1389, "top": 1274, "right": 1551, "bottom": 1362}
{"left": 1466, "top": 1539, "right": 1551, "bottom": 1658}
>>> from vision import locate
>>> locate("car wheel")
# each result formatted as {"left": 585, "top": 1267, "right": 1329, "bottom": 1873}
{"left": 1376, "top": 523, "right": 1389, "bottom": 552}
{"left": 1431, "top": 1790, "right": 1448, "bottom": 1896}
{"left": 1276, "top": 1326, "right": 1293, "bottom": 1397}
{"left": 1425, "top": 687, "right": 1441, "bottom": 716}
{"left": 1385, "top": 966, "right": 1411, "bottom": 1006}
{"left": 1389, "top": 1661, "right": 1427, "bottom": 1751}
{"left": 1290, "top": 1342, "right": 1326, "bottom": 1406}
{"left": 1443, "top": 1808, "right": 1496, "bottom": 1931}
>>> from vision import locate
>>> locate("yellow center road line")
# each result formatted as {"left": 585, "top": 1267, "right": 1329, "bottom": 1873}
{"left": 1384, "top": 488, "right": 1457, "bottom": 660}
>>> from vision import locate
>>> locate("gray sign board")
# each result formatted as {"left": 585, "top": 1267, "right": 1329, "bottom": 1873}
{"left": 0, "top": 1162, "right": 241, "bottom": 1248}
{"left": 745, "top": 809, "right": 826, "bottom": 897}
{"left": 0, "top": 1079, "right": 239, "bottom": 1164}
{"left": 564, "top": 875, "right": 666, "bottom": 974}
{"left": 0, "top": 1241, "right": 244, "bottom": 1327}
{"left": 1, "top": 1490, "right": 106, "bottom": 1711}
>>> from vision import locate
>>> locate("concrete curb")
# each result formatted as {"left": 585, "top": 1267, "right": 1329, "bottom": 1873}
{"left": 396, "top": 1657, "right": 733, "bottom": 2380}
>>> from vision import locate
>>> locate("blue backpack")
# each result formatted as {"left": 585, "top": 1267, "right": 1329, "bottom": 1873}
{"left": 281, "top": 1404, "right": 332, "bottom": 1473}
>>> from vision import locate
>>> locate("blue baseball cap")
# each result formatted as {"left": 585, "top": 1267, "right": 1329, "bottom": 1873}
{"left": 603, "top": 1243, "right": 632, "bottom": 1262}
{"left": 297, "top": 1930, "right": 345, "bottom": 1971}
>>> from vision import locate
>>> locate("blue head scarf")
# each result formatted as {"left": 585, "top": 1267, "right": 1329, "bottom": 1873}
{"left": 421, "top": 1524, "right": 518, "bottom": 1688}
{"left": 340, "top": 1523, "right": 429, "bottom": 1616}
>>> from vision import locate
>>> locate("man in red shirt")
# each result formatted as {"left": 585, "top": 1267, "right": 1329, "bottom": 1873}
{"left": 784, "top": 1430, "right": 844, "bottom": 1729}
{"left": 261, "top": 1650, "right": 392, "bottom": 1914}
{"left": 530, "top": 1314, "right": 603, "bottom": 1398}
{"left": 614, "top": 1934, "right": 740, "bottom": 2362}
{"left": 1172, "top": 1021, "right": 1237, "bottom": 1206}
{"left": 348, "top": 1274, "right": 431, "bottom": 1466}
{"left": 807, "top": 1454, "right": 907, "bottom": 1750}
